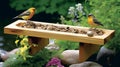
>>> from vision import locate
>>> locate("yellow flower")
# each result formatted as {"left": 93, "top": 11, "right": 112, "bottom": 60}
{"left": 19, "top": 45, "right": 29, "bottom": 60}
{"left": 19, "top": 35, "right": 24, "bottom": 38}
{"left": 15, "top": 35, "right": 33, "bottom": 60}
{"left": 20, "top": 37, "right": 28, "bottom": 46}
{"left": 15, "top": 40, "right": 19, "bottom": 45}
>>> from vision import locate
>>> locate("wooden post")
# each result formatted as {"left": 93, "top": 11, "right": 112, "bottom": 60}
{"left": 79, "top": 43, "right": 100, "bottom": 62}
{"left": 28, "top": 37, "right": 49, "bottom": 55}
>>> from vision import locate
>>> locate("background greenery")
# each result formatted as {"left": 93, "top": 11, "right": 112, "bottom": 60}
{"left": 88, "top": 0, "right": 120, "bottom": 51}
{"left": 9, "top": 0, "right": 84, "bottom": 16}
{"left": 0, "top": 0, "right": 120, "bottom": 67}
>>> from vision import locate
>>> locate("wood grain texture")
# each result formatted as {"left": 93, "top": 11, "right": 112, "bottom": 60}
{"left": 79, "top": 43, "right": 100, "bottom": 62}
{"left": 4, "top": 20, "right": 115, "bottom": 45}
{"left": 28, "top": 37, "right": 49, "bottom": 55}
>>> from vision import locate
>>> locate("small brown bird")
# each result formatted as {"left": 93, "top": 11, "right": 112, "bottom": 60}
{"left": 88, "top": 14, "right": 103, "bottom": 28}
{"left": 13, "top": 7, "right": 36, "bottom": 22}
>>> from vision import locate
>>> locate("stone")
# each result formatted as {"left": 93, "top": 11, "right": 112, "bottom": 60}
{"left": 96, "top": 46, "right": 115, "bottom": 66}
{"left": 60, "top": 50, "right": 79, "bottom": 64}
{"left": 87, "top": 31, "right": 94, "bottom": 37}
{"left": 69, "top": 61, "right": 103, "bottom": 67}
{"left": 0, "top": 62, "right": 3, "bottom": 67}
{"left": 97, "top": 46, "right": 115, "bottom": 61}
{"left": 1, "top": 48, "right": 19, "bottom": 61}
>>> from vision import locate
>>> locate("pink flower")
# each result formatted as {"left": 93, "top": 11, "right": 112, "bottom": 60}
{"left": 46, "top": 57, "right": 64, "bottom": 67}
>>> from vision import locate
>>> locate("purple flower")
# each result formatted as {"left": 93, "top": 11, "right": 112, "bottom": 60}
{"left": 46, "top": 57, "right": 64, "bottom": 67}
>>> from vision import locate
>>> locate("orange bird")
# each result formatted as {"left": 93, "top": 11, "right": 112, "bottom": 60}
{"left": 88, "top": 14, "right": 103, "bottom": 28}
{"left": 13, "top": 7, "right": 36, "bottom": 22}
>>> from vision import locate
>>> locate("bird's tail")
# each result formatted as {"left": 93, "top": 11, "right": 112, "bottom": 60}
{"left": 13, "top": 16, "right": 19, "bottom": 19}
{"left": 100, "top": 23, "right": 104, "bottom": 26}
{"left": 97, "top": 21, "right": 104, "bottom": 26}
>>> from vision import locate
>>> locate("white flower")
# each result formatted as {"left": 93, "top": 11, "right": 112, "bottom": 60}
{"left": 76, "top": 3, "right": 82, "bottom": 7}
{"left": 76, "top": 3, "right": 83, "bottom": 12}
{"left": 68, "top": 7, "right": 75, "bottom": 15}
{"left": 69, "top": 7, "right": 75, "bottom": 11}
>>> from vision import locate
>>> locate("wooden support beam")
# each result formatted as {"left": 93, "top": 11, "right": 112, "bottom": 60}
{"left": 79, "top": 43, "right": 100, "bottom": 62}
{"left": 28, "top": 37, "right": 49, "bottom": 55}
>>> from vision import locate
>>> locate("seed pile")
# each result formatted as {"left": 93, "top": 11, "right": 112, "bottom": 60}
{"left": 16, "top": 21, "right": 104, "bottom": 36}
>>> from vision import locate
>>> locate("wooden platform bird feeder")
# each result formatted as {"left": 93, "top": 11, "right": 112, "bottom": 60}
{"left": 4, "top": 20, "right": 115, "bottom": 62}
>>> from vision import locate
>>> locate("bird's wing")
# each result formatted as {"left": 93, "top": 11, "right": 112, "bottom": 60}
{"left": 93, "top": 18, "right": 103, "bottom": 26}
{"left": 13, "top": 10, "right": 30, "bottom": 19}
{"left": 19, "top": 10, "right": 30, "bottom": 17}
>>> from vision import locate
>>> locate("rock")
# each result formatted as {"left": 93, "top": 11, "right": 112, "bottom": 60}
{"left": 0, "top": 49, "right": 8, "bottom": 61}
{"left": 97, "top": 46, "right": 115, "bottom": 60}
{"left": 97, "top": 46, "right": 115, "bottom": 61}
{"left": 87, "top": 31, "right": 94, "bottom": 37}
{"left": 0, "top": 62, "right": 3, "bottom": 67}
{"left": 96, "top": 46, "right": 115, "bottom": 66}
{"left": 69, "top": 61, "right": 103, "bottom": 67}
{"left": 60, "top": 50, "right": 79, "bottom": 64}
{"left": 1, "top": 48, "right": 19, "bottom": 61}
{"left": 8, "top": 48, "right": 19, "bottom": 55}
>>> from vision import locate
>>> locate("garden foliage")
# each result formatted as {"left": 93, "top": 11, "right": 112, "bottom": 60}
{"left": 5, "top": 0, "right": 120, "bottom": 66}
{"left": 9, "top": 0, "right": 84, "bottom": 15}
{"left": 3, "top": 48, "right": 56, "bottom": 67}
{"left": 61, "top": 0, "right": 120, "bottom": 51}
{"left": 88, "top": 0, "right": 120, "bottom": 51}
{"left": 3, "top": 36, "right": 63, "bottom": 67}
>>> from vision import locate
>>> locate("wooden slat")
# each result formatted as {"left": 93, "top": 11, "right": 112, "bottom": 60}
{"left": 4, "top": 20, "right": 115, "bottom": 45}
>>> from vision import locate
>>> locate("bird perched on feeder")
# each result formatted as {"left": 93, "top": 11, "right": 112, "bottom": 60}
{"left": 88, "top": 14, "right": 103, "bottom": 29}
{"left": 13, "top": 7, "right": 36, "bottom": 23}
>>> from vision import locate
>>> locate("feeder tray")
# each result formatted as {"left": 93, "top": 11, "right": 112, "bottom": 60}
{"left": 4, "top": 20, "right": 115, "bottom": 62}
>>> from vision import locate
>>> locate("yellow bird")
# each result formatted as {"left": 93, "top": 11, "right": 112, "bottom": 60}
{"left": 88, "top": 14, "right": 103, "bottom": 28}
{"left": 13, "top": 7, "right": 36, "bottom": 22}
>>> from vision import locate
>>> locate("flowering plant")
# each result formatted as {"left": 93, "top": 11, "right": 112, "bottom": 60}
{"left": 15, "top": 35, "right": 32, "bottom": 60}
{"left": 46, "top": 57, "right": 64, "bottom": 67}
{"left": 60, "top": 3, "right": 86, "bottom": 26}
